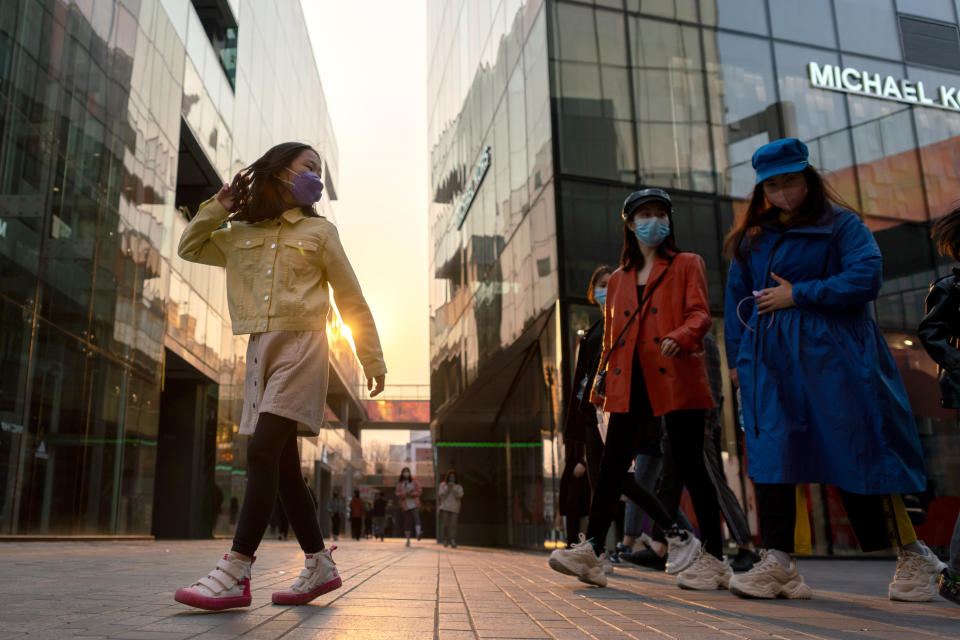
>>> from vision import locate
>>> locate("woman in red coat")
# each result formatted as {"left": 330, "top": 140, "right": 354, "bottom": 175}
{"left": 549, "top": 188, "right": 726, "bottom": 590}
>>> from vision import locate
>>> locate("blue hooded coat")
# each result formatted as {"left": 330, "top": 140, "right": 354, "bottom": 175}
{"left": 723, "top": 206, "right": 926, "bottom": 495}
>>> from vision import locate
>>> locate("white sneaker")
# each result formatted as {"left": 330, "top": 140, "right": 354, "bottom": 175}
{"left": 729, "top": 550, "right": 812, "bottom": 599}
{"left": 889, "top": 541, "right": 948, "bottom": 602}
{"left": 600, "top": 553, "right": 614, "bottom": 575}
{"left": 665, "top": 528, "right": 701, "bottom": 575}
{"left": 635, "top": 532, "right": 654, "bottom": 552}
{"left": 174, "top": 553, "right": 253, "bottom": 610}
{"left": 548, "top": 533, "right": 607, "bottom": 587}
{"left": 677, "top": 548, "right": 733, "bottom": 590}
{"left": 272, "top": 546, "right": 342, "bottom": 605}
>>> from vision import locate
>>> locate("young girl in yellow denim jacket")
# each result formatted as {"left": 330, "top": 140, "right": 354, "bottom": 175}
{"left": 173, "top": 142, "right": 387, "bottom": 611}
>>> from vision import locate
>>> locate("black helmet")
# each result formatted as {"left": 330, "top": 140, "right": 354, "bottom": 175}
{"left": 621, "top": 188, "right": 672, "bottom": 220}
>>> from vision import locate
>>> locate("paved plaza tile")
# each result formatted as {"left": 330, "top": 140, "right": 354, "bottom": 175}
{"left": 0, "top": 539, "right": 957, "bottom": 639}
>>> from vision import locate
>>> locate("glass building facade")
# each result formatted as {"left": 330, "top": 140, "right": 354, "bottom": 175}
{"left": 0, "top": 0, "right": 369, "bottom": 537}
{"left": 428, "top": 0, "right": 960, "bottom": 551}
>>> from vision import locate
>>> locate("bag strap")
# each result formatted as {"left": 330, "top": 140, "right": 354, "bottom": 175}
{"left": 597, "top": 254, "right": 678, "bottom": 374}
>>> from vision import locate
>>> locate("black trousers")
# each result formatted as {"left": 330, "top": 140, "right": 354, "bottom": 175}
{"left": 350, "top": 517, "right": 362, "bottom": 540}
{"left": 653, "top": 410, "right": 751, "bottom": 547}
{"left": 585, "top": 354, "right": 681, "bottom": 555}
{"left": 755, "top": 483, "right": 913, "bottom": 553}
{"left": 232, "top": 413, "right": 325, "bottom": 556}
{"left": 586, "top": 352, "right": 725, "bottom": 558}
{"left": 331, "top": 513, "right": 341, "bottom": 536}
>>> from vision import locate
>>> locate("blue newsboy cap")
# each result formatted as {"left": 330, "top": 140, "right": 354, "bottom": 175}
{"left": 752, "top": 138, "right": 809, "bottom": 184}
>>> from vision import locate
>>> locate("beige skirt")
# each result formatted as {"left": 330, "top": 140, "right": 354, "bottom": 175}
{"left": 239, "top": 330, "right": 329, "bottom": 436}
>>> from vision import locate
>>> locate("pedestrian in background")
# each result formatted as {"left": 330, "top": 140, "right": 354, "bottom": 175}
{"left": 372, "top": 491, "right": 387, "bottom": 541}
{"left": 329, "top": 488, "right": 344, "bottom": 541}
{"left": 550, "top": 188, "right": 725, "bottom": 590}
{"left": 918, "top": 205, "right": 960, "bottom": 606}
{"left": 723, "top": 137, "right": 941, "bottom": 601}
{"left": 349, "top": 489, "right": 364, "bottom": 541}
{"left": 396, "top": 467, "right": 422, "bottom": 546}
{"left": 563, "top": 266, "right": 613, "bottom": 493}
{"left": 438, "top": 469, "right": 464, "bottom": 548}
{"left": 173, "top": 142, "right": 386, "bottom": 610}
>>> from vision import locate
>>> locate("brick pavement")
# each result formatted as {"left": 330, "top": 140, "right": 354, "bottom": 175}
{"left": 0, "top": 539, "right": 957, "bottom": 639}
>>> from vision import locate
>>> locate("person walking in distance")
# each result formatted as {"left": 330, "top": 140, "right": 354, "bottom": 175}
{"left": 549, "top": 188, "right": 727, "bottom": 590}
{"left": 438, "top": 469, "right": 464, "bottom": 548}
{"left": 371, "top": 491, "right": 387, "bottom": 541}
{"left": 723, "top": 138, "right": 941, "bottom": 601}
{"left": 328, "top": 488, "right": 344, "bottom": 541}
{"left": 349, "top": 490, "right": 364, "bottom": 541}
{"left": 173, "top": 142, "right": 387, "bottom": 610}
{"left": 918, "top": 205, "right": 960, "bottom": 606}
{"left": 396, "top": 467, "right": 422, "bottom": 546}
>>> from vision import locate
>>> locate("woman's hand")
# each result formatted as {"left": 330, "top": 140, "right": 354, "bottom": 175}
{"left": 660, "top": 337, "right": 682, "bottom": 358}
{"left": 756, "top": 273, "right": 796, "bottom": 315}
{"left": 368, "top": 374, "right": 385, "bottom": 397}
{"left": 215, "top": 183, "right": 235, "bottom": 210}
{"left": 573, "top": 462, "right": 586, "bottom": 478}
{"left": 729, "top": 367, "right": 739, "bottom": 388}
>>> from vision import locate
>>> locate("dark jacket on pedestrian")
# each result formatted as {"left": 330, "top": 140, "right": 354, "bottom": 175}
{"left": 558, "top": 442, "right": 591, "bottom": 518}
{"left": 372, "top": 495, "right": 387, "bottom": 517}
{"left": 919, "top": 266, "right": 960, "bottom": 409}
{"left": 563, "top": 319, "right": 603, "bottom": 444}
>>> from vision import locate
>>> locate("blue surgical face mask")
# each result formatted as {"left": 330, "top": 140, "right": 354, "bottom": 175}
{"left": 594, "top": 288, "right": 607, "bottom": 307}
{"left": 633, "top": 218, "right": 671, "bottom": 247}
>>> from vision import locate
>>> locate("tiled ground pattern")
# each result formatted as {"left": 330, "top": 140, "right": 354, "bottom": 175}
{"left": 0, "top": 540, "right": 957, "bottom": 639}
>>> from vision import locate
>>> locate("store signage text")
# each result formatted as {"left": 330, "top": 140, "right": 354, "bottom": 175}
{"left": 808, "top": 62, "right": 960, "bottom": 111}
{"left": 454, "top": 145, "right": 491, "bottom": 230}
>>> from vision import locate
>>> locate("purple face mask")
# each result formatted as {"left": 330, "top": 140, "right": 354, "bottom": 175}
{"left": 281, "top": 168, "right": 324, "bottom": 206}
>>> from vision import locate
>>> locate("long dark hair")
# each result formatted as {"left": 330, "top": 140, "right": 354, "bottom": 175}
{"left": 932, "top": 203, "right": 960, "bottom": 261}
{"left": 399, "top": 466, "right": 413, "bottom": 482}
{"left": 722, "top": 166, "right": 855, "bottom": 263}
{"left": 227, "top": 142, "right": 321, "bottom": 223}
{"left": 620, "top": 206, "right": 680, "bottom": 272}
{"left": 587, "top": 265, "right": 614, "bottom": 305}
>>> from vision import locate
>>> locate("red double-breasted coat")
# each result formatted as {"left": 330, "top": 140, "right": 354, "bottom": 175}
{"left": 590, "top": 252, "right": 715, "bottom": 416}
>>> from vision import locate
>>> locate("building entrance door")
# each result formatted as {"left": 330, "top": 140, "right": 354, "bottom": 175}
{"left": 153, "top": 349, "right": 218, "bottom": 538}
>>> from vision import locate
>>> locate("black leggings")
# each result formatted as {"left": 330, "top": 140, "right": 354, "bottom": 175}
{"left": 232, "top": 413, "right": 325, "bottom": 556}
{"left": 586, "top": 355, "right": 675, "bottom": 555}
{"left": 586, "top": 355, "right": 724, "bottom": 558}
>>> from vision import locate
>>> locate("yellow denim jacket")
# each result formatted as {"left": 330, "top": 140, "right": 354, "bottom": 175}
{"left": 177, "top": 197, "right": 387, "bottom": 378}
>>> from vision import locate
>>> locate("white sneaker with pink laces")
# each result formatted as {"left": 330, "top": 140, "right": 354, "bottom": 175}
{"left": 174, "top": 553, "right": 253, "bottom": 610}
{"left": 272, "top": 546, "right": 342, "bottom": 605}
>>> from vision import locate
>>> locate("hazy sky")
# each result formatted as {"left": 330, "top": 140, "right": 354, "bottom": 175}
{"left": 301, "top": 0, "right": 429, "bottom": 388}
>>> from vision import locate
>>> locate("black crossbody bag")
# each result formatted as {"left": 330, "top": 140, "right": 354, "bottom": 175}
{"left": 592, "top": 256, "right": 677, "bottom": 402}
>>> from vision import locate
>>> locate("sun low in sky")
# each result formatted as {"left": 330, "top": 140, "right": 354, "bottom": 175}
{"left": 301, "top": 0, "right": 429, "bottom": 388}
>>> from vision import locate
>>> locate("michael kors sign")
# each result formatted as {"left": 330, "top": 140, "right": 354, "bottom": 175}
{"left": 808, "top": 61, "right": 960, "bottom": 111}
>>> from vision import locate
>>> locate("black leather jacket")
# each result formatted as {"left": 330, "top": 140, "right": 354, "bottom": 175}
{"left": 918, "top": 267, "right": 960, "bottom": 409}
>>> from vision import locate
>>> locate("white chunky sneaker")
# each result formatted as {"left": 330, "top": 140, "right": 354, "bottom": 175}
{"left": 548, "top": 533, "right": 607, "bottom": 587}
{"left": 677, "top": 548, "right": 733, "bottom": 590}
{"left": 174, "top": 553, "right": 254, "bottom": 610}
{"left": 272, "top": 546, "right": 342, "bottom": 605}
{"left": 889, "top": 541, "right": 948, "bottom": 602}
{"left": 600, "top": 553, "right": 614, "bottom": 575}
{"left": 729, "top": 550, "right": 812, "bottom": 599}
{"left": 665, "top": 527, "right": 701, "bottom": 575}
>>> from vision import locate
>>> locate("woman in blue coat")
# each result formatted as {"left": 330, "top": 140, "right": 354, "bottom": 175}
{"left": 722, "top": 138, "right": 943, "bottom": 601}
